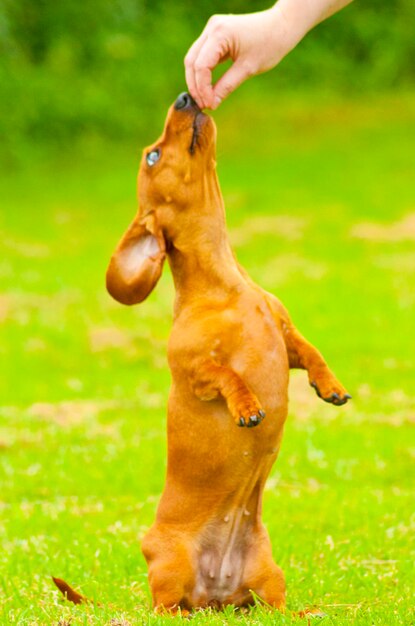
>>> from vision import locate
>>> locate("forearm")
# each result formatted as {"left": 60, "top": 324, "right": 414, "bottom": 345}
{"left": 270, "top": 0, "right": 352, "bottom": 40}
{"left": 270, "top": 0, "right": 353, "bottom": 53}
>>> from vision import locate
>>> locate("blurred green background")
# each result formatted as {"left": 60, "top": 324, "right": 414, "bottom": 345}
{"left": 1, "top": 1, "right": 415, "bottom": 625}
{"left": 1, "top": 0, "right": 415, "bottom": 161}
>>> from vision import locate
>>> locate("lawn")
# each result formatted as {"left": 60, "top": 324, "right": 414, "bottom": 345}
{"left": 0, "top": 91, "right": 414, "bottom": 625}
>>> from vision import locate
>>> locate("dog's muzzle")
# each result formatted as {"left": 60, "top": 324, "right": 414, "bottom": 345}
{"left": 174, "top": 92, "right": 209, "bottom": 154}
{"left": 174, "top": 92, "right": 200, "bottom": 113}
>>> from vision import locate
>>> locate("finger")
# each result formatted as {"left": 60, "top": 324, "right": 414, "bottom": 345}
{"left": 211, "top": 60, "right": 252, "bottom": 109}
{"left": 184, "top": 33, "right": 208, "bottom": 107}
{"left": 193, "top": 36, "right": 228, "bottom": 109}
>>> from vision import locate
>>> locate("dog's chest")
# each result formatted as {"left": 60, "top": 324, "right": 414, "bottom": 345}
{"left": 228, "top": 297, "right": 288, "bottom": 395}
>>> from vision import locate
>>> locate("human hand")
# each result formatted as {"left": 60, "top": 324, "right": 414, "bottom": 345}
{"left": 185, "top": 0, "right": 354, "bottom": 110}
{"left": 184, "top": 7, "right": 295, "bottom": 110}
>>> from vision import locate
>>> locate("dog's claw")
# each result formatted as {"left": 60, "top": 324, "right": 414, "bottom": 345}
{"left": 238, "top": 411, "right": 265, "bottom": 428}
{"left": 310, "top": 381, "right": 321, "bottom": 398}
{"left": 311, "top": 381, "right": 351, "bottom": 406}
{"left": 323, "top": 392, "right": 349, "bottom": 406}
{"left": 324, "top": 392, "right": 340, "bottom": 404}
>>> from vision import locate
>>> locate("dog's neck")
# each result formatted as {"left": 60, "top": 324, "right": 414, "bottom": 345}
{"left": 165, "top": 177, "right": 244, "bottom": 309}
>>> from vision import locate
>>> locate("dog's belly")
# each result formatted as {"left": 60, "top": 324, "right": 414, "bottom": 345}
{"left": 187, "top": 456, "right": 277, "bottom": 608}
{"left": 191, "top": 508, "right": 253, "bottom": 607}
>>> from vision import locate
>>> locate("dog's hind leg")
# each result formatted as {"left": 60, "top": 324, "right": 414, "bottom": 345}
{"left": 142, "top": 527, "right": 194, "bottom": 613}
{"left": 146, "top": 559, "right": 192, "bottom": 612}
{"left": 241, "top": 532, "right": 286, "bottom": 610}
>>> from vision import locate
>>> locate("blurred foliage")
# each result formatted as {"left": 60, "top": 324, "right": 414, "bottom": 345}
{"left": 0, "top": 0, "right": 414, "bottom": 155}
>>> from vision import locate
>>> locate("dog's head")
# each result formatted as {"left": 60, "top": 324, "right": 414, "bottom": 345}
{"left": 106, "top": 93, "right": 217, "bottom": 305}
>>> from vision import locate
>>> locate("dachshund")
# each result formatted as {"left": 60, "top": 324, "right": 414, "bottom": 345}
{"left": 106, "top": 92, "right": 351, "bottom": 613}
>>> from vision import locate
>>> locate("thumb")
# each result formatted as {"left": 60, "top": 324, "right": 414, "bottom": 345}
{"left": 212, "top": 60, "right": 253, "bottom": 108}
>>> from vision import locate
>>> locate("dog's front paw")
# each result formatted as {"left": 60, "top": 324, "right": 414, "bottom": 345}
{"left": 228, "top": 393, "right": 265, "bottom": 428}
{"left": 237, "top": 409, "right": 266, "bottom": 428}
{"left": 310, "top": 379, "right": 351, "bottom": 406}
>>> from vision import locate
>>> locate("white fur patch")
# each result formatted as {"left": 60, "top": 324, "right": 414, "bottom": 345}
{"left": 118, "top": 234, "right": 160, "bottom": 279}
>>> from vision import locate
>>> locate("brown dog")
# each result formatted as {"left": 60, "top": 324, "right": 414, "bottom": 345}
{"left": 106, "top": 93, "right": 350, "bottom": 613}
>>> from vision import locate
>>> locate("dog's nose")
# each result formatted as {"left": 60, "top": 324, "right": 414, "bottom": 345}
{"left": 174, "top": 92, "right": 199, "bottom": 112}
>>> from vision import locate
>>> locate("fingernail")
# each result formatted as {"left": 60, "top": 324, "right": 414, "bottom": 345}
{"left": 213, "top": 96, "right": 221, "bottom": 109}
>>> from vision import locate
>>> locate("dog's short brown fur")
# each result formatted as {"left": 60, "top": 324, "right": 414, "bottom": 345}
{"left": 106, "top": 93, "right": 350, "bottom": 613}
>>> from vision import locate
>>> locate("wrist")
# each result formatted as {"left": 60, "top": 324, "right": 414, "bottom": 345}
{"left": 265, "top": 3, "right": 304, "bottom": 62}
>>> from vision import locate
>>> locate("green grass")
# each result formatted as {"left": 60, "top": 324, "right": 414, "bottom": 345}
{"left": 1, "top": 91, "right": 414, "bottom": 625}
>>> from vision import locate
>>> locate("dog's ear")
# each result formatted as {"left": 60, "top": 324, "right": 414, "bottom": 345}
{"left": 106, "top": 211, "right": 166, "bottom": 305}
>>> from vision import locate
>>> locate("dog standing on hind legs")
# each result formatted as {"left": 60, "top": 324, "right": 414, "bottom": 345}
{"left": 106, "top": 92, "right": 351, "bottom": 613}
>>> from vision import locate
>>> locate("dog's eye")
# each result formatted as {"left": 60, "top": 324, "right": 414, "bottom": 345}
{"left": 146, "top": 149, "right": 161, "bottom": 166}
